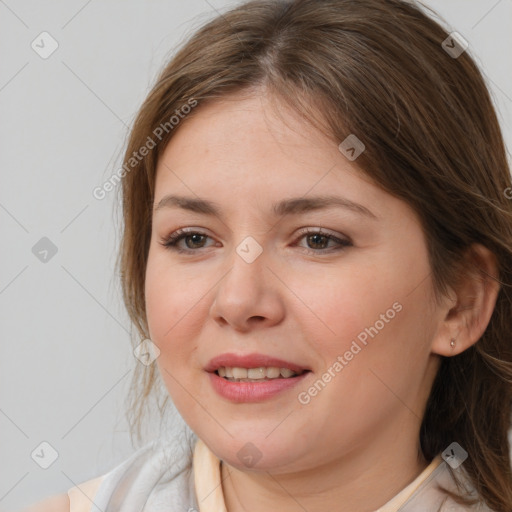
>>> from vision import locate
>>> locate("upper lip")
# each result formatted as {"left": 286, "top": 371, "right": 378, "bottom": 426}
{"left": 205, "top": 353, "right": 309, "bottom": 374}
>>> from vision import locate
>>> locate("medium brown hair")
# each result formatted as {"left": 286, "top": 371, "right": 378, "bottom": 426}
{"left": 115, "top": 0, "right": 512, "bottom": 509}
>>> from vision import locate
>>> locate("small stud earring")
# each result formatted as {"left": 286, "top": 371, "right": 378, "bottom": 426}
{"left": 450, "top": 338, "right": 456, "bottom": 348}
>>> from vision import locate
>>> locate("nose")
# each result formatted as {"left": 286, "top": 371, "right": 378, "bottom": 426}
{"left": 208, "top": 242, "right": 286, "bottom": 332}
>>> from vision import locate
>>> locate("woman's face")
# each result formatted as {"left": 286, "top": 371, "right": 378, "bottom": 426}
{"left": 145, "top": 90, "right": 444, "bottom": 473}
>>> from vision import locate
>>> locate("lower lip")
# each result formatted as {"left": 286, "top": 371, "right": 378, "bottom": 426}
{"left": 208, "top": 371, "right": 310, "bottom": 403}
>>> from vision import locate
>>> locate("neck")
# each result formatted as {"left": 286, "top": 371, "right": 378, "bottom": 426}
{"left": 220, "top": 427, "right": 428, "bottom": 512}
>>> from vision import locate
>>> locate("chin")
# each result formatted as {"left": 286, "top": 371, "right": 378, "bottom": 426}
{"left": 201, "top": 432, "right": 310, "bottom": 472}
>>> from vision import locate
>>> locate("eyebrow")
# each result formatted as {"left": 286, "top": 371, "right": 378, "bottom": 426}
{"left": 153, "top": 194, "right": 378, "bottom": 219}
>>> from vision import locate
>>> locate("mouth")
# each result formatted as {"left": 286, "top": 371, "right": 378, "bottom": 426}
{"left": 205, "top": 352, "right": 310, "bottom": 379}
{"left": 215, "top": 366, "right": 308, "bottom": 382}
{"left": 205, "top": 353, "right": 311, "bottom": 402}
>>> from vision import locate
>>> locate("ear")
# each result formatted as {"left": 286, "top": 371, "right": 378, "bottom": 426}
{"left": 431, "top": 243, "right": 501, "bottom": 357}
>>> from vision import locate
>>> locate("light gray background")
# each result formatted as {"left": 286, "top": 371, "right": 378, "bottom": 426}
{"left": 1, "top": 1, "right": 511, "bottom": 510}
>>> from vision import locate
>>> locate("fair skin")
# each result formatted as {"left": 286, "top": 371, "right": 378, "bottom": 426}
{"left": 23, "top": 89, "right": 498, "bottom": 512}
{"left": 144, "top": 89, "right": 499, "bottom": 512}
{"left": 16, "top": 493, "right": 69, "bottom": 512}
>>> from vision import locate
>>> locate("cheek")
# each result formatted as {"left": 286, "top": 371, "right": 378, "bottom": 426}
{"left": 144, "top": 255, "right": 206, "bottom": 417}
{"left": 144, "top": 263, "right": 176, "bottom": 346}
{"left": 284, "top": 262, "right": 405, "bottom": 354}
{"left": 144, "top": 252, "right": 204, "bottom": 360}
{"left": 287, "top": 249, "right": 434, "bottom": 403}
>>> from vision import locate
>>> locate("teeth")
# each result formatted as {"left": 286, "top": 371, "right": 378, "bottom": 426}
{"left": 216, "top": 366, "right": 301, "bottom": 381}
{"left": 267, "top": 367, "right": 281, "bottom": 378}
{"left": 247, "top": 368, "right": 265, "bottom": 379}
{"left": 232, "top": 367, "right": 247, "bottom": 379}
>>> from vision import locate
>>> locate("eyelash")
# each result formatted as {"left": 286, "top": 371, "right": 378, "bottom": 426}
{"left": 159, "top": 227, "right": 352, "bottom": 255}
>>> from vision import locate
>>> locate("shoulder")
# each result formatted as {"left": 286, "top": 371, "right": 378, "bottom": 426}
{"left": 17, "top": 475, "right": 104, "bottom": 512}
{"left": 20, "top": 437, "right": 197, "bottom": 512}
{"left": 67, "top": 475, "right": 104, "bottom": 512}
{"left": 16, "top": 493, "right": 69, "bottom": 512}
{"left": 87, "top": 437, "right": 197, "bottom": 510}
{"left": 399, "top": 457, "right": 497, "bottom": 511}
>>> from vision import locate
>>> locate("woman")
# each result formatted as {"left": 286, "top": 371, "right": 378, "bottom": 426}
{"left": 22, "top": 0, "right": 512, "bottom": 510}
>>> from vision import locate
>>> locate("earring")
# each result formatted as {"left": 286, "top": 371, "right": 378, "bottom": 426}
{"left": 450, "top": 338, "right": 456, "bottom": 348}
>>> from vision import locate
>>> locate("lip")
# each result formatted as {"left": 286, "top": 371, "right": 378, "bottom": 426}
{"left": 205, "top": 352, "right": 311, "bottom": 403}
{"left": 208, "top": 371, "right": 310, "bottom": 403}
{"left": 205, "top": 352, "right": 309, "bottom": 374}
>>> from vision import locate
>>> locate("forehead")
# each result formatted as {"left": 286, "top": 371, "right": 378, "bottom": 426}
{"left": 151, "top": 92, "right": 408, "bottom": 225}
{"left": 155, "top": 92, "right": 370, "bottom": 187}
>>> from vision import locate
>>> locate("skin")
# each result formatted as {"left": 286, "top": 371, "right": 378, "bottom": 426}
{"left": 145, "top": 88, "right": 499, "bottom": 512}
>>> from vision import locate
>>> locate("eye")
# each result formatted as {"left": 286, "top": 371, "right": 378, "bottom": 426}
{"left": 159, "top": 227, "right": 352, "bottom": 255}
{"left": 159, "top": 228, "right": 215, "bottom": 253}
{"left": 293, "top": 227, "right": 352, "bottom": 254}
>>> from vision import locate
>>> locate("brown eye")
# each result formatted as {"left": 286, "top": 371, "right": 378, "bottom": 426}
{"left": 306, "top": 233, "right": 330, "bottom": 250}
{"left": 160, "top": 229, "right": 214, "bottom": 253}
{"left": 295, "top": 228, "right": 352, "bottom": 254}
{"left": 182, "top": 233, "right": 208, "bottom": 249}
